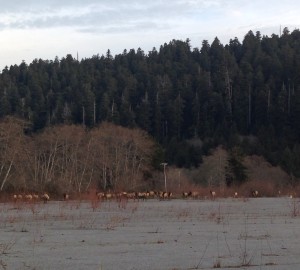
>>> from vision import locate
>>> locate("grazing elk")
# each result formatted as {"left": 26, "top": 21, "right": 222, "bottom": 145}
{"left": 63, "top": 193, "right": 69, "bottom": 201}
{"left": 126, "top": 192, "right": 136, "bottom": 200}
{"left": 135, "top": 192, "right": 147, "bottom": 201}
{"left": 251, "top": 190, "right": 259, "bottom": 197}
{"left": 41, "top": 193, "right": 50, "bottom": 203}
{"left": 115, "top": 191, "right": 128, "bottom": 203}
{"left": 96, "top": 192, "right": 105, "bottom": 200}
{"left": 116, "top": 191, "right": 128, "bottom": 199}
{"left": 25, "top": 194, "right": 33, "bottom": 201}
{"left": 104, "top": 192, "right": 114, "bottom": 200}
{"left": 210, "top": 190, "right": 216, "bottom": 200}
{"left": 182, "top": 192, "right": 189, "bottom": 198}
{"left": 190, "top": 191, "right": 199, "bottom": 199}
{"left": 148, "top": 191, "right": 156, "bottom": 198}
{"left": 13, "top": 194, "right": 21, "bottom": 203}
{"left": 160, "top": 191, "right": 172, "bottom": 200}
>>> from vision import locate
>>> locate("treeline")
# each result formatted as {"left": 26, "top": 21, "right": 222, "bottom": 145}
{"left": 0, "top": 117, "right": 156, "bottom": 193}
{"left": 0, "top": 27, "right": 300, "bottom": 181}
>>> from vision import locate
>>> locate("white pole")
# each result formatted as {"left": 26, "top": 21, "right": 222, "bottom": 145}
{"left": 161, "top": 163, "right": 168, "bottom": 192}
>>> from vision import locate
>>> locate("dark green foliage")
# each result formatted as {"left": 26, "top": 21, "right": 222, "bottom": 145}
{"left": 151, "top": 144, "right": 165, "bottom": 170}
{"left": 225, "top": 147, "right": 248, "bottom": 186}
{"left": 280, "top": 144, "right": 300, "bottom": 179}
{"left": 166, "top": 138, "right": 202, "bottom": 168}
{"left": 0, "top": 29, "right": 300, "bottom": 178}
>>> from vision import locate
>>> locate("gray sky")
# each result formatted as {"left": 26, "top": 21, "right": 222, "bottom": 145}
{"left": 0, "top": 0, "right": 300, "bottom": 69}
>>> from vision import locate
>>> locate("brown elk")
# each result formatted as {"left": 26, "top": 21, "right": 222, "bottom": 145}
{"left": 63, "top": 193, "right": 69, "bottom": 200}
{"left": 210, "top": 190, "right": 216, "bottom": 200}
{"left": 41, "top": 193, "right": 50, "bottom": 203}
{"left": 251, "top": 190, "right": 259, "bottom": 197}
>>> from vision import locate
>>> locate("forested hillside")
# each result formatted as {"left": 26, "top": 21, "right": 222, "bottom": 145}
{"left": 1, "top": 27, "right": 300, "bottom": 189}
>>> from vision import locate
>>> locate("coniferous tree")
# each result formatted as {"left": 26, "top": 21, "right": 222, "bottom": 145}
{"left": 0, "top": 30, "right": 300, "bottom": 176}
{"left": 225, "top": 147, "right": 248, "bottom": 186}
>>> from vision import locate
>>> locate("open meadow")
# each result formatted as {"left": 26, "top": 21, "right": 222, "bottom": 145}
{"left": 1, "top": 197, "right": 300, "bottom": 270}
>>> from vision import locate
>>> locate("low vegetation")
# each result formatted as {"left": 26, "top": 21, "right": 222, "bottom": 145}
{"left": 0, "top": 116, "right": 299, "bottom": 199}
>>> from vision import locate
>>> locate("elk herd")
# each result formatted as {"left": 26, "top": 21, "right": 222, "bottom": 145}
{"left": 12, "top": 193, "right": 50, "bottom": 203}
{"left": 94, "top": 190, "right": 220, "bottom": 202}
{"left": 96, "top": 189, "right": 261, "bottom": 201}
{"left": 9, "top": 188, "right": 295, "bottom": 204}
{"left": 96, "top": 191, "right": 173, "bottom": 201}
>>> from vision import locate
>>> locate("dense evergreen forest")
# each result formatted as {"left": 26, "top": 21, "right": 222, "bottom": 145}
{"left": 1, "top": 27, "right": 300, "bottom": 189}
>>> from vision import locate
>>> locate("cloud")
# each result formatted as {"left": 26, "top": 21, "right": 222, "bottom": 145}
{"left": 0, "top": 0, "right": 299, "bottom": 32}
{"left": 0, "top": 0, "right": 225, "bottom": 33}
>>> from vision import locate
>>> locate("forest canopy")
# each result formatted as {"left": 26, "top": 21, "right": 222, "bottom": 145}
{"left": 0, "top": 27, "right": 300, "bottom": 189}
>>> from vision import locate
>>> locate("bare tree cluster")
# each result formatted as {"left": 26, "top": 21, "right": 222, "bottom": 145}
{"left": 0, "top": 117, "right": 156, "bottom": 194}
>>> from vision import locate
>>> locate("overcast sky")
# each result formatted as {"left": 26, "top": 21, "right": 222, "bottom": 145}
{"left": 0, "top": 0, "right": 299, "bottom": 70}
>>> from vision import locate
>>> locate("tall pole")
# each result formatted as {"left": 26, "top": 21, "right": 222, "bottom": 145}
{"left": 161, "top": 163, "right": 168, "bottom": 192}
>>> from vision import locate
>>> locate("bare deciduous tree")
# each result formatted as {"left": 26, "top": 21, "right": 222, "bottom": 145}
{"left": 90, "top": 122, "right": 156, "bottom": 191}
{"left": 0, "top": 119, "right": 156, "bottom": 194}
{"left": 0, "top": 117, "right": 27, "bottom": 191}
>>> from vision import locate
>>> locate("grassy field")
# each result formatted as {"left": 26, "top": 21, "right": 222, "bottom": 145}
{"left": 0, "top": 197, "right": 300, "bottom": 270}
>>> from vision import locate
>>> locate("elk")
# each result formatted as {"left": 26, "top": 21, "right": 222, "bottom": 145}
{"left": 63, "top": 193, "right": 69, "bottom": 201}
{"left": 25, "top": 194, "right": 33, "bottom": 201}
{"left": 96, "top": 192, "right": 105, "bottom": 200}
{"left": 160, "top": 191, "right": 172, "bottom": 200}
{"left": 41, "top": 193, "right": 50, "bottom": 203}
{"left": 182, "top": 192, "right": 189, "bottom": 198}
{"left": 251, "top": 190, "right": 259, "bottom": 197}
{"left": 148, "top": 191, "right": 156, "bottom": 198}
{"left": 210, "top": 190, "right": 216, "bottom": 200}
{"left": 135, "top": 192, "right": 147, "bottom": 201}
{"left": 115, "top": 192, "right": 128, "bottom": 203}
{"left": 13, "top": 194, "right": 21, "bottom": 203}
{"left": 126, "top": 192, "right": 136, "bottom": 200}
{"left": 104, "top": 192, "right": 114, "bottom": 200}
{"left": 190, "top": 191, "right": 199, "bottom": 199}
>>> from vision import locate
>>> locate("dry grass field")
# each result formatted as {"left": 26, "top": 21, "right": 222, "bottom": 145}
{"left": 1, "top": 196, "right": 300, "bottom": 270}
